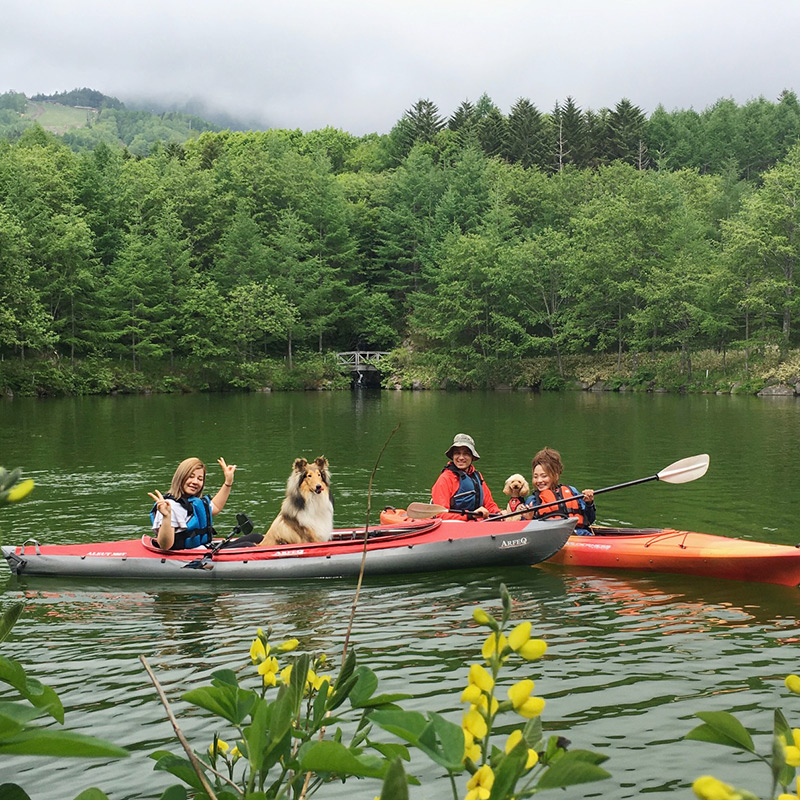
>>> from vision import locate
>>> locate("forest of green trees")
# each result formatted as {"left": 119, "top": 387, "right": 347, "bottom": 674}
{"left": 2, "top": 89, "right": 800, "bottom": 395}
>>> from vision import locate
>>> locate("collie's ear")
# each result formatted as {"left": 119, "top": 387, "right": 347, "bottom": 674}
{"left": 293, "top": 458, "right": 308, "bottom": 472}
{"left": 502, "top": 479, "right": 513, "bottom": 496}
{"left": 521, "top": 479, "right": 531, "bottom": 496}
{"left": 314, "top": 456, "right": 329, "bottom": 470}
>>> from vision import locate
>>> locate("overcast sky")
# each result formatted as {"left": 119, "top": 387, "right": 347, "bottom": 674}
{"left": 3, "top": 0, "right": 800, "bottom": 135}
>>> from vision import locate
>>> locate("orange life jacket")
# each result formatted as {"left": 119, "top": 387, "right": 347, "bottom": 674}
{"left": 531, "top": 485, "right": 589, "bottom": 528}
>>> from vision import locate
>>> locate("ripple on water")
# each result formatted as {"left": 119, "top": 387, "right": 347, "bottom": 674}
{"left": 1, "top": 566, "right": 799, "bottom": 799}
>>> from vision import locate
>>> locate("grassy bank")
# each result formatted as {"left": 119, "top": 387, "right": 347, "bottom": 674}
{"left": 2, "top": 348, "right": 799, "bottom": 398}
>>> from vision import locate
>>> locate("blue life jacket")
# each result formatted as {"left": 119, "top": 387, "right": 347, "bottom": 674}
{"left": 444, "top": 464, "right": 484, "bottom": 512}
{"left": 150, "top": 494, "right": 215, "bottom": 550}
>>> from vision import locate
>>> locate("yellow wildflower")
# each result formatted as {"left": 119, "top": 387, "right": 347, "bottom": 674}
{"left": 692, "top": 775, "right": 737, "bottom": 800}
{"left": 465, "top": 764, "right": 495, "bottom": 800}
{"left": 229, "top": 745, "right": 242, "bottom": 762}
{"left": 505, "top": 729, "right": 539, "bottom": 770}
{"left": 250, "top": 638, "right": 268, "bottom": 663}
{"left": 786, "top": 675, "right": 800, "bottom": 695}
{"left": 508, "top": 621, "right": 547, "bottom": 661}
{"left": 209, "top": 737, "right": 229, "bottom": 757}
{"left": 461, "top": 683, "right": 482, "bottom": 704}
{"left": 311, "top": 673, "right": 332, "bottom": 693}
{"left": 462, "top": 708, "right": 488, "bottom": 740}
{"left": 280, "top": 664, "right": 293, "bottom": 684}
{"left": 6, "top": 478, "right": 34, "bottom": 503}
{"left": 507, "top": 679, "right": 545, "bottom": 718}
{"left": 474, "top": 693, "right": 499, "bottom": 716}
{"left": 785, "top": 729, "right": 800, "bottom": 767}
{"left": 473, "top": 607, "right": 491, "bottom": 625}
{"left": 463, "top": 729, "right": 481, "bottom": 763}
{"left": 277, "top": 638, "right": 299, "bottom": 652}
{"left": 257, "top": 656, "right": 279, "bottom": 686}
{"left": 481, "top": 632, "right": 508, "bottom": 662}
{"left": 468, "top": 663, "right": 494, "bottom": 693}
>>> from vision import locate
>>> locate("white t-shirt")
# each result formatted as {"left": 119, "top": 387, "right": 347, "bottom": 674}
{"left": 151, "top": 496, "right": 218, "bottom": 532}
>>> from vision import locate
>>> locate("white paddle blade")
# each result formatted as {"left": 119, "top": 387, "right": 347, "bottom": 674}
{"left": 656, "top": 454, "right": 709, "bottom": 484}
{"left": 406, "top": 502, "right": 447, "bottom": 519}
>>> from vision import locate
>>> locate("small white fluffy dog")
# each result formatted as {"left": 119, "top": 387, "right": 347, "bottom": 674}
{"left": 502, "top": 473, "right": 530, "bottom": 513}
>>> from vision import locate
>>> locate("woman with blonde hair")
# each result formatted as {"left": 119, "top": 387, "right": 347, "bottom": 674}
{"left": 523, "top": 447, "right": 595, "bottom": 534}
{"left": 148, "top": 457, "right": 236, "bottom": 550}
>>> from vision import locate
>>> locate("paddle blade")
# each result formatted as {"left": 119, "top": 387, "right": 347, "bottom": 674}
{"left": 406, "top": 502, "right": 448, "bottom": 519}
{"left": 656, "top": 454, "right": 709, "bottom": 484}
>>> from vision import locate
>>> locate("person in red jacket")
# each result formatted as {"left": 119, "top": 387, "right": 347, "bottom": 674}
{"left": 430, "top": 433, "right": 501, "bottom": 520}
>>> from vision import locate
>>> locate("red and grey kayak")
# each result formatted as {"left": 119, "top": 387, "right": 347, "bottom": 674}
{"left": 1, "top": 517, "right": 574, "bottom": 581}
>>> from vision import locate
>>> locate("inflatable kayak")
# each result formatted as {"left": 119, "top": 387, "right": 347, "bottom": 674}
{"left": 379, "top": 510, "right": 800, "bottom": 587}
{"left": 1, "top": 517, "right": 574, "bottom": 581}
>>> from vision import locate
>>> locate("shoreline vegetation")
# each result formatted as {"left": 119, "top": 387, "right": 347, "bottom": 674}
{"left": 3, "top": 346, "right": 800, "bottom": 398}
{"left": 5, "top": 89, "right": 800, "bottom": 402}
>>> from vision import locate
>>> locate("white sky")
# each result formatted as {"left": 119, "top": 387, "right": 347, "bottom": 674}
{"left": 3, "top": 0, "right": 799, "bottom": 135}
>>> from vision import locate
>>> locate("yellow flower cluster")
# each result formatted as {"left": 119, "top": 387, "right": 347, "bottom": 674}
{"left": 460, "top": 608, "right": 548, "bottom": 782}
{"left": 692, "top": 775, "right": 739, "bottom": 800}
{"left": 249, "top": 630, "right": 301, "bottom": 688}
{"left": 785, "top": 729, "right": 800, "bottom": 767}
{"left": 208, "top": 737, "right": 241, "bottom": 762}
{"left": 465, "top": 764, "right": 494, "bottom": 800}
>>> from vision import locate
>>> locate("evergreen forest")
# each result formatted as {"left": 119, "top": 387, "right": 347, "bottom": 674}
{"left": 3, "top": 88, "right": 800, "bottom": 395}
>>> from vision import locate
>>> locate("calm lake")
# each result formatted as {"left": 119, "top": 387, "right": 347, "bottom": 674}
{"left": 1, "top": 389, "right": 800, "bottom": 799}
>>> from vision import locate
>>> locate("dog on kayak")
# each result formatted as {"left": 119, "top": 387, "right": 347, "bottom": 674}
{"left": 260, "top": 457, "right": 334, "bottom": 545}
{"left": 503, "top": 473, "right": 530, "bottom": 514}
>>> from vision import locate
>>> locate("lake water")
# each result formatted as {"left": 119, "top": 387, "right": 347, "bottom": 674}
{"left": 1, "top": 389, "right": 799, "bottom": 799}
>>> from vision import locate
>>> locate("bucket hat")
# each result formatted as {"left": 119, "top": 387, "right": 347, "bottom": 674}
{"left": 445, "top": 433, "right": 480, "bottom": 460}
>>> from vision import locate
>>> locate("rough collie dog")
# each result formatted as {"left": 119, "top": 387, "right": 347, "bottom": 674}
{"left": 503, "top": 473, "right": 530, "bottom": 514}
{"left": 260, "top": 457, "right": 334, "bottom": 545}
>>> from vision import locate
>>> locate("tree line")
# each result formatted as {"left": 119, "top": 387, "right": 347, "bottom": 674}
{"left": 2, "top": 91, "right": 800, "bottom": 391}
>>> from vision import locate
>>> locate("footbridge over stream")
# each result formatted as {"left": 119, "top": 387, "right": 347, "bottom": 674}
{"left": 335, "top": 351, "right": 390, "bottom": 385}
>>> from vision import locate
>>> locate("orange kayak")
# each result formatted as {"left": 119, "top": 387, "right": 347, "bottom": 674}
{"left": 379, "top": 509, "right": 800, "bottom": 587}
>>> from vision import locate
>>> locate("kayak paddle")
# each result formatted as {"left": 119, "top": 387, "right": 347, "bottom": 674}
{"left": 183, "top": 512, "right": 259, "bottom": 569}
{"left": 406, "top": 453, "right": 710, "bottom": 521}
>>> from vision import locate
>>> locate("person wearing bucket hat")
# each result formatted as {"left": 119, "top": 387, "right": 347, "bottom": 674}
{"left": 430, "top": 433, "right": 501, "bottom": 520}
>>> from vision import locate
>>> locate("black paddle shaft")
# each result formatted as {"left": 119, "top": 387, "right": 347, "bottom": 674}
{"left": 488, "top": 474, "right": 659, "bottom": 522}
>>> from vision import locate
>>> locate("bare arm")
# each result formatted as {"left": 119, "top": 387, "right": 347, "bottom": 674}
{"left": 210, "top": 457, "right": 236, "bottom": 514}
{"left": 148, "top": 490, "right": 175, "bottom": 550}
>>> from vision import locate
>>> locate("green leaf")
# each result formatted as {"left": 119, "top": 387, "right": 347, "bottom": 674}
{"left": 0, "top": 656, "right": 64, "bottom": 722}
{"left": 243, "top": 697, "right": 268, "bottom": 774}
{"left": 0, "top": 603, "right": 23, "bottom": 643}
{"left": 686, "top": 712, "right": 756, "bottom": 752}
{"left": 489, "top": 745, "right": 526, "bottom": 800}
{"left": 298, "top": 740, "right": 389, "bottom": 779}
{"left": 430, "top": 712, "right": 466, "bottom": 769}
{"left": 157, "top": 786, "right": 188, "bottom": 800}
{"left": 348, "top": 666, "right": 379, "bottom": 707}
{"left": 535, "top": 749, "right": 610, "bottom": 789}
{"left": 773, "top": 709, "right": 795, "bottom": 789}
{"left": 379, "top": 757, "right": 410, "bottom": 800}
{"left": 0, "top": 783, "right": 32, "bottom": 800}
{"left": 210, "top": 669, "right": 239, "bottom": 687}
{"left": 369, "top": 709, "right": 428, "bottom": 746}
{"left": 152, "top": 754, "right": 206, "bottom": 791}
{"left": 72, "top": 790, "right": 112, "bottom": 800}
{"left": 182, "top": 685, "right": 257, "bottom": 726}
{"left": 0, "top": 700, "right": 43, "bottom": 737}
{"left": 0, "top": 729, "right": 129, "bottom": 758}
{"left": 369, "top": 741, "right": 410, "bottom": 762}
